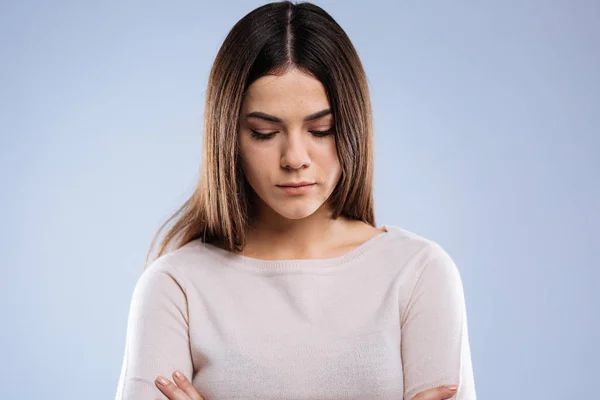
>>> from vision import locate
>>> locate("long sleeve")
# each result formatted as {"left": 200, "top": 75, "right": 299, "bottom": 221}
{"left": 115, "top": 258, "right": 193, "bottom": 400}
{"left": 113, "top": 226, "right": 473, "bottom": 399}
{"left": 400, "top": 244, "right": 476, "bottom": 400}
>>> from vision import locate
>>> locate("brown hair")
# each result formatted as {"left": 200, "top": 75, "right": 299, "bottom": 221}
{"left": 143, "top": 0, "right": 375, "bottom": 271}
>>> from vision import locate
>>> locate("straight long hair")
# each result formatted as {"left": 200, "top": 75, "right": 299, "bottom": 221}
{"left": 143, "top": 1, "right": 375, "bottom": 271}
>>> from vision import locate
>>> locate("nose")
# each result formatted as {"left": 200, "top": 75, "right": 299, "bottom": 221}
{"left": 280, "top": 131, "right": 311, "bottom": 170}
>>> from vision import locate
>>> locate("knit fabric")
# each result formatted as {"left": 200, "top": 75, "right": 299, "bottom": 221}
{"left": 115, "top": 225, "right": 476, "bottom": 399}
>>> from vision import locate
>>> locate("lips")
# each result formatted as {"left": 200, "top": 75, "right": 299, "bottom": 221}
{"left": 277, "top": 182, "right": 315, "bottom": 188}
{"left": 276, "top": 182, "right": 316, "bottom": 195}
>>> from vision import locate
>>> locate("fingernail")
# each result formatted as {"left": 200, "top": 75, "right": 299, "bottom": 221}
{"left": 157, "top": 376, "right": 169, "bottom": 385}
{"left": 446, "top": 385, "right": 458, "bottom": 391}
{"left": 174, "top": 370, "right": 184, "bottom": 380}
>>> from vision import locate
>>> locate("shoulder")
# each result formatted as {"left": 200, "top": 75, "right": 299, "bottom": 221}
{"left": 382, "top": 226, "right": 466, "bottom": 308}
{"left": 379, "top": 225, "right": 460, "bottom": 276}
{"left": 380, "top": 224, "right": 445, "bottom": 256}
{"left": 140, "top": 239, "right": 223, "bottom": 286}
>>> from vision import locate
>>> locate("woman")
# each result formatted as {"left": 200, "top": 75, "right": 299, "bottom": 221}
{"left": 115, "top": 1, "right": 476, "bottom": 399}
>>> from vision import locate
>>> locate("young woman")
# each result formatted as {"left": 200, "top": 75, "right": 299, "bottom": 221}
{"left": 115, "top": 1, "right": 476, "bottom": 399}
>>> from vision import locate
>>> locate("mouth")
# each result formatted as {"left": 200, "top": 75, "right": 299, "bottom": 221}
{"left": 277, "top": 182, "right": 316, "bottom": 188}
{"left": 276, "top": 182, "right": 316, "bottom": 195}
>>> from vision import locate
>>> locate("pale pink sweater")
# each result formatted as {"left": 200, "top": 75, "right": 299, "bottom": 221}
{"left": 115, "top": 225, "right": 476, "bottom": 399}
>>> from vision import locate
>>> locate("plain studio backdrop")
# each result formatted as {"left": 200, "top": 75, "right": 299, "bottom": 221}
{"left": 1, "top": 1, "right": 598, "bottom": 399}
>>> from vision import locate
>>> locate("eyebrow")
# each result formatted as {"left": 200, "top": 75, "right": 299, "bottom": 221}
{"left": 245, "top": 109, "right": 332, "bottom": 123}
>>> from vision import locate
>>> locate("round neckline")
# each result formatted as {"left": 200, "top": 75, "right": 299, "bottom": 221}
{"left": 200, "top": 225, "right": 392, "bottom": 272}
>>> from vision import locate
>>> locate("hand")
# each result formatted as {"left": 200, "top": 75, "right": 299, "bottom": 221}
{"left": 152, "top": 372, "right": 457, "bottom": 400}
{"left": 412, "top": 384, "right": 459, "bottom": 400}
{"left": 154, "top": 370, "right": 204, "bottom": 400}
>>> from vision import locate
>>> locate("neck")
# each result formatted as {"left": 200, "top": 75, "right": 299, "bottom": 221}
{"left": 243, "top": 206, "right": 352, "bottom": 260}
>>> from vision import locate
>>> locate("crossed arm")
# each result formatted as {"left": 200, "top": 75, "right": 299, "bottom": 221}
{"left": 115, "top": 244, "right": 476, "bottom": 400}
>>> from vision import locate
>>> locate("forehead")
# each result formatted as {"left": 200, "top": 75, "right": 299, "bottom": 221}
{"left": 242, "top": 69, "right": 330, "bottom": 112}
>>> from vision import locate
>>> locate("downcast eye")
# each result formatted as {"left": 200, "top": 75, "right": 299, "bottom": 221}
{"left": 250, "top": 129, "right": 277, "bottom": 140}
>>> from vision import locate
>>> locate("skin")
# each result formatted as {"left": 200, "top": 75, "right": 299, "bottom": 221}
{"left": 154, "top": 67, "right": 458, "bottom": 399}
{"left": 236, "top": 66, "right": 383, "bottom": 260}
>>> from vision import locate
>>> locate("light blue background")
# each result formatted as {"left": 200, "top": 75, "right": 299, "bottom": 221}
{"left": 1, "top": 1, "right": 598, "bottom": 399}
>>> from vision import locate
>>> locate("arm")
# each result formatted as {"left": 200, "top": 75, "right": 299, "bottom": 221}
{"left": 115, "top": 258, "right": 193, "bottom": 400}
{"left": 401, "top": 244, "right": 476, "bottom": 400}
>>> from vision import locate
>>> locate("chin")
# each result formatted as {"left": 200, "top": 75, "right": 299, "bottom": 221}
{"left": 270, "top": 202, "right": 323, "bottom": 220}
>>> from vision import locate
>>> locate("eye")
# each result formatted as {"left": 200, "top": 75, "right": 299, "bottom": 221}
{"left": 249, "top": 129, "right": 334, "bottom": 140}
{"left": 310, "top": 129, "right": 334, "bottom": 138}
{"left": 250, "top": 129, "right": 277, "bottom": 140}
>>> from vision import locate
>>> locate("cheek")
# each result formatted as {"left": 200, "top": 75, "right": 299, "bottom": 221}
{"left": 239, "top": 144, "right": 271, "bottom": 186}
{"left": 321, "top": 140, "right": 342, "bottom": 176}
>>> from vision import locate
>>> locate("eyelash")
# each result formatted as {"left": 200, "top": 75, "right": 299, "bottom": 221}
{"left": 249, "top": 129, "right": 333, "bottom": 140}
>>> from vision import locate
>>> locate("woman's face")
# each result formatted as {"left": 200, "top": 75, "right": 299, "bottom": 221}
{"left": 238, "top": 67, "right": 342, "bottom": 221}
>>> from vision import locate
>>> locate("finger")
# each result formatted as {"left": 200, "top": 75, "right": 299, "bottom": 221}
{"left": 412, "top": 385, "right": 458, "bottom": 400}
{"left": 173, "top": 370, "right": 204, "bottom": 400}
{"left": 155, "top": 375, "right": 190, "bottom": 400}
